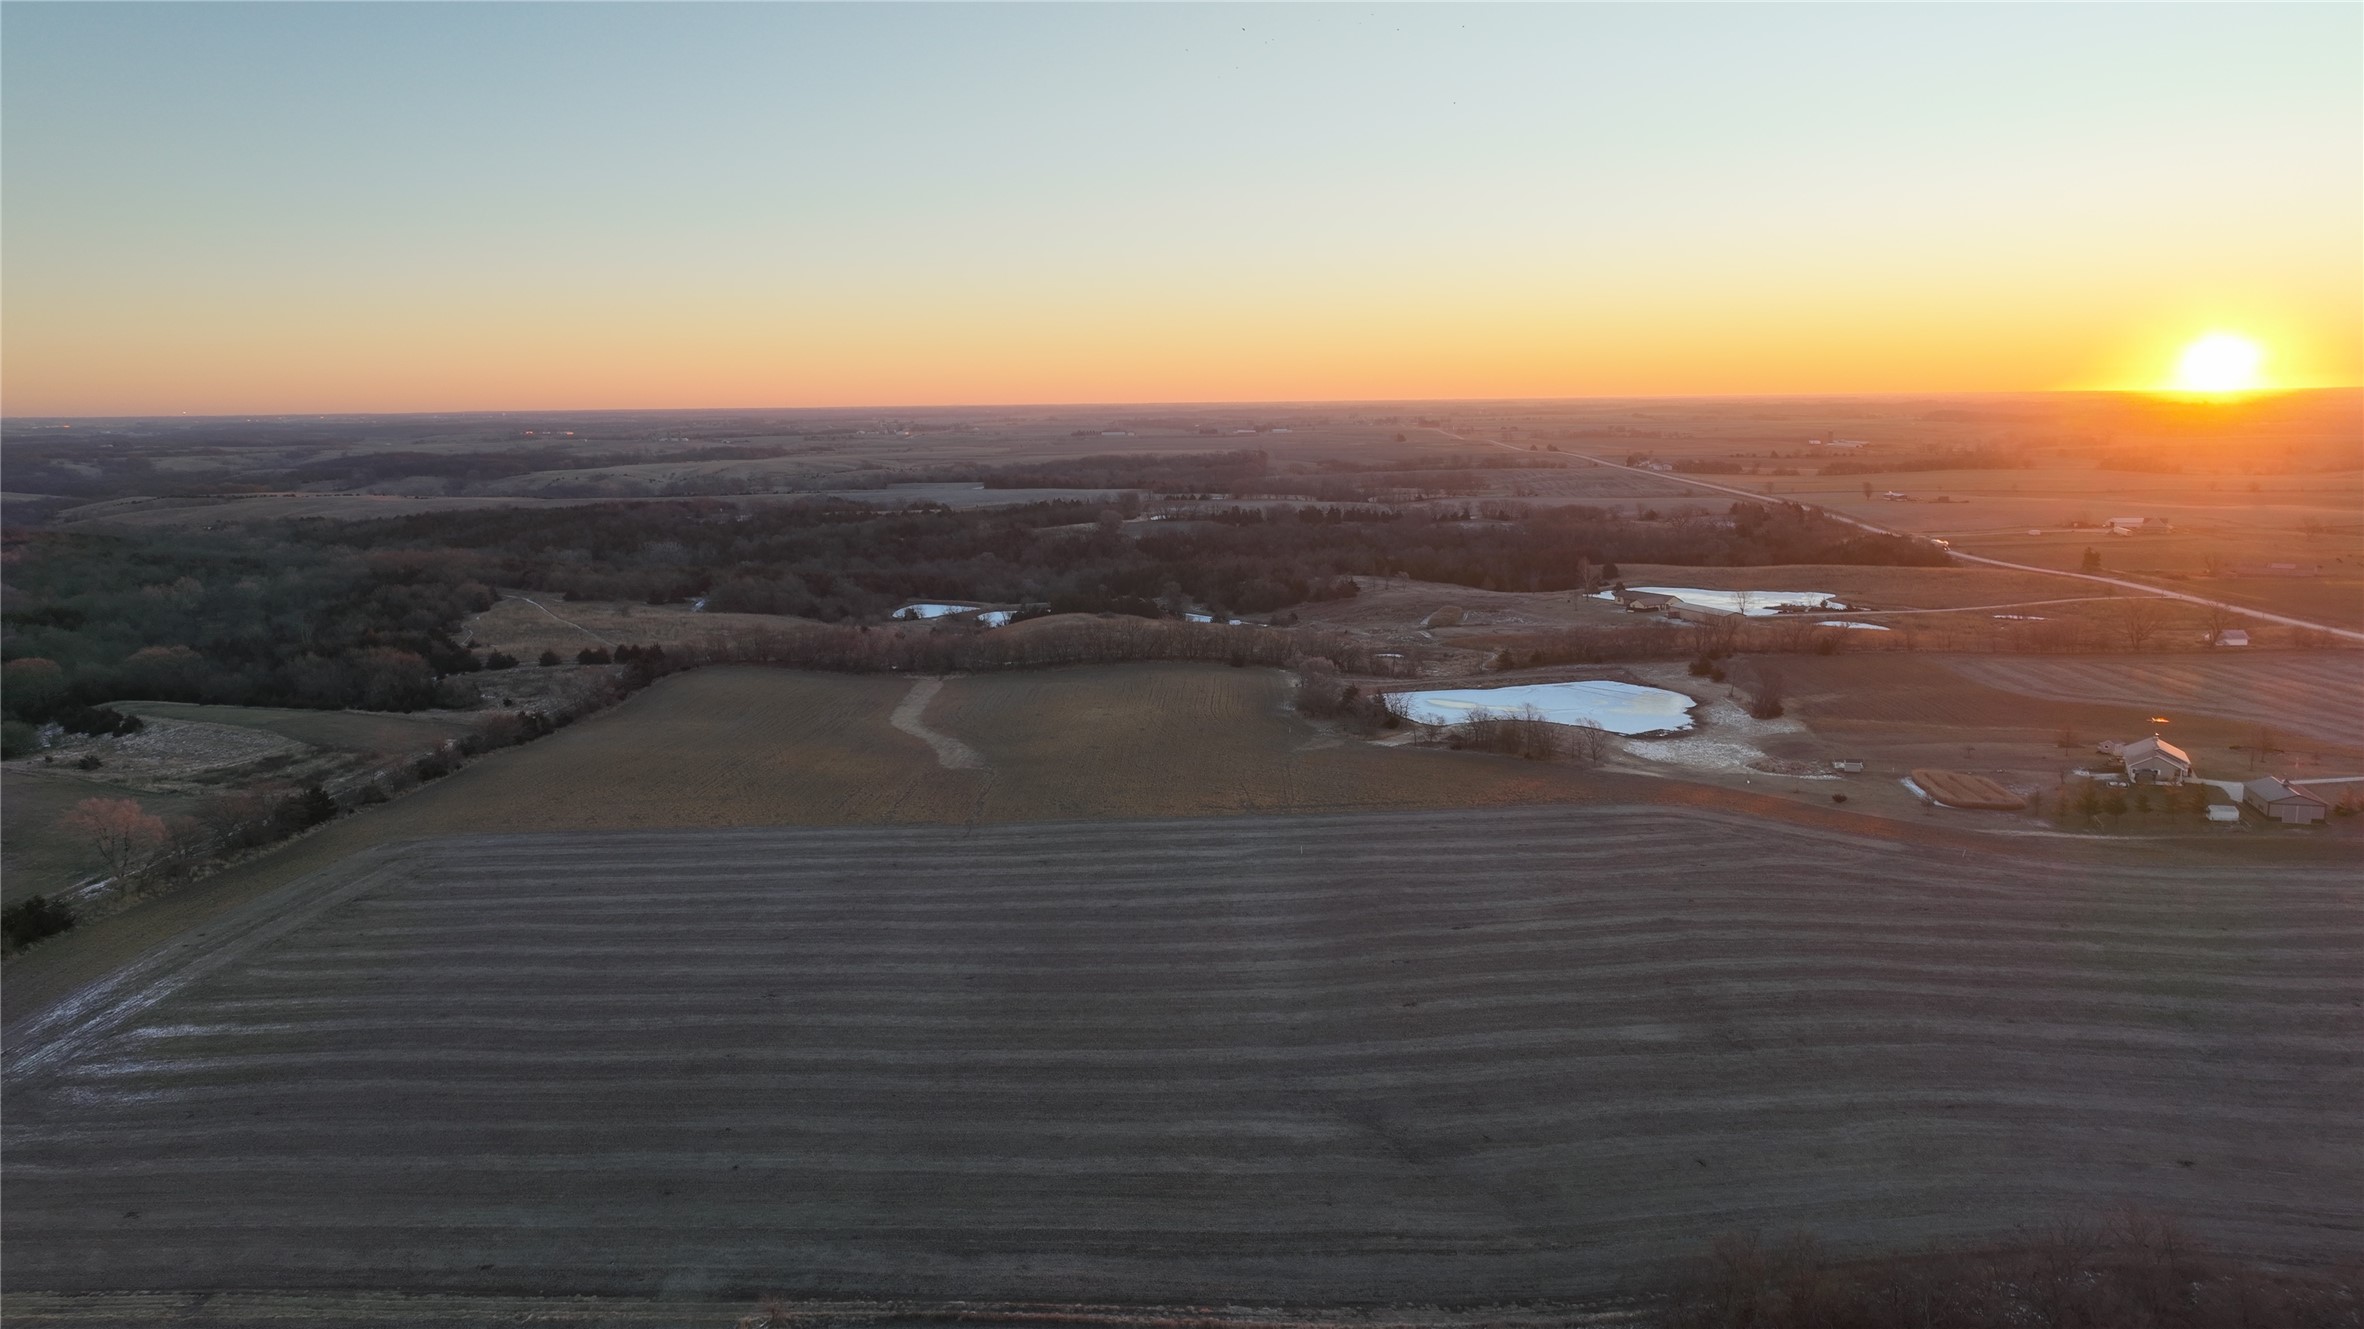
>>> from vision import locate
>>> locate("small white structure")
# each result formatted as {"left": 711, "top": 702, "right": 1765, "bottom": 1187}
{"left": 2244, "top": 777, "right": 2329, "bottom": 825}
{"left": 2105, "top": 516, "right": 2170, "bottom": 535}
{"left": 1831, "top": 758, "right": 1865, "bottom": 773}
{"left": 2215, "top": 629, "right": 2250, "bottom": 648}
{"left": 2117, "top": 736, "right": 2192, "bottom": 785}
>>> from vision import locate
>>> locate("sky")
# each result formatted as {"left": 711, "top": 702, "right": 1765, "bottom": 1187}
{"left": 3, "top": 2, "right": 2358, "bottom": 416}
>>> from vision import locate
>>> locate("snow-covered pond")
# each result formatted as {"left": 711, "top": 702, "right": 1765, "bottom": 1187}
{"left": 1593, "top": 586, "right": 1843, "bottom": 615}
{"left": 893, "top": 603, "right": 1016, "bottom": 627}
{"left": 1389, "top": 680, "right": 1697, "bottom": 735}
{"left": 1184, "top": 612, "right": 1249, "bottom": 625}
{"left": 1813, "top": 620, "right": 1891, "bottom": 631}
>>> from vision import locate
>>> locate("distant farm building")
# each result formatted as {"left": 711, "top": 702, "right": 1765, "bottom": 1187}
{"left": 1831, "top": 758, "right": 1865, "bottom": 773}
{"left": 2116, "top": 736, "right": 2191, "bottom": 785}
{"left": 2233, "top": 562, "right": 2323, "bottom": 578}
{"left": 1665, "top": 601, "right": 1738, "bottom": 625}
{"left": 2215, "top": 629, "right": 2251, "bottom": 648}
{"left": 2244, "top": 777, "right": 2328, "bottom": 825}
{"left": 1611, "top": 589, "right": 1678, "bottom": 612}
{"left": 2104, "top": 516, "right": 2170, "bottom": 535}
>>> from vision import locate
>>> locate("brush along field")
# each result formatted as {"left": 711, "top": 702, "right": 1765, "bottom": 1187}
{"left": 5, "top": 806, "right": 2356, "bottom": 1303}
{"left": 462, "top": 594, "right": 831, "bottom": 659}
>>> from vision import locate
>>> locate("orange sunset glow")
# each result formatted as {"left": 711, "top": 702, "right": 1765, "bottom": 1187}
{"left": 3, "top": 4, "right": 2357, "bottom": 413}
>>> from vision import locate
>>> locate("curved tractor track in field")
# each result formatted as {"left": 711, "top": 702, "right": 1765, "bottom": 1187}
{"left": 889, "top": 675, "right": 987, "bottom": 770}
{"left": 4, "top": 807, "right": 2356, "bottom": 1302}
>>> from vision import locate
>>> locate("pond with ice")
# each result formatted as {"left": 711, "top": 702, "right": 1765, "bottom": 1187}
{"left": 1592, "top": 587, "right": 1843, "bottom": 615}
{"left": 893, "top": 603, "right": 1014, "bottom": 627}
{"left": 1390, "top": 680, "right": 1697, "bottom": 735}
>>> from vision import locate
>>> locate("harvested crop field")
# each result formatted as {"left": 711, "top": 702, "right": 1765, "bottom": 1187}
{"left": 1944, "top": 654, "right": 2364, "bottom": 745}
{"left": 1909, "top": 768, "right": 2025, "bottom": 810}
{"left": 5, "top": 807, "right": 2356, "bottom": 1303}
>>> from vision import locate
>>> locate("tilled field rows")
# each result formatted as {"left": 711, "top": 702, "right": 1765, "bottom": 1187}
{"left": 5, "top": 808, "right": 2358, "bottom": 1301}
{"left": 1944, "top": 653, "right": 2364, "bottom": 746}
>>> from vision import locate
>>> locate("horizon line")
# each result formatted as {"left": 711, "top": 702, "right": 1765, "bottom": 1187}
{"left": 8, "top": 384, "right": 2357, "bottom": 426}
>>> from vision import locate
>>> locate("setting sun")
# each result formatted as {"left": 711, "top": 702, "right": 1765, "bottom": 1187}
{"left": 2170, "top": 332, "right": 2267, "bottom": 393}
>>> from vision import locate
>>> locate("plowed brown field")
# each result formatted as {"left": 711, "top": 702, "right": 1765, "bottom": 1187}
{"left": 5, "top": 808, "right": 2356, "bottom": 1303}
{"left": 1944, "top": 653, "right": 2364, "bottom": 744}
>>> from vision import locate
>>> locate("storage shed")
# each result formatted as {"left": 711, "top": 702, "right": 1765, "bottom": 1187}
{"left": 2243, "top": 777, "right": 2329, "bottom": 825}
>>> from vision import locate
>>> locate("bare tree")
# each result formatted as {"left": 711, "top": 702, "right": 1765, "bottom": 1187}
{"left": 60, "top": 797, "right": 170, "bottom": 883}
{"left": 2119, "top": 597, "right": 2168, "bottom": 651}
{"left": 1741, "top": 663, "right": 1787, "bottom": 720}
{"left": 1562, "top": 718, "right": 1610, "bottom": 765}
{"left": 2201, "top": 601, "right": 2237, "bottom": 646}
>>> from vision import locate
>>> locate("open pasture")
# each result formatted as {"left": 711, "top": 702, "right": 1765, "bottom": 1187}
{"left": 109, "top": 702, "right": 479, "bottom": 756}
{"left": 5, "top": 807, "right": 2356, "bottom": 1302}
{"left": 0, "top": 773, "right": 201, "bottom": 907}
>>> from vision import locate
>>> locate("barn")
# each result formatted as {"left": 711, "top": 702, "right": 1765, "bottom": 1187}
{"left": 2117, "top": 736, "right": 2192, "bottom": 785}
{"left": 2243, "top": 777, "right": 2329, "bottom": 825}
{"left": 1612, "top": 589, "right": 1677, "bottom": 613}
{"left": 1665, "top": 601, "right": 1738, "bottom": 625}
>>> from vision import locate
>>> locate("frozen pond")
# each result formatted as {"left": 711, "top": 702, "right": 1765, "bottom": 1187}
{"left": 1184, "top": 612, "right": 1249, "bottom": 625}
{"left": 1814, "top": 620, "right": 1891, "bottom": 631}
{"left": 1594, "top": 586, "right": 1843, "bottom": 615}
{"left": 893, "top": 603, "right": 1013, "bottom": 626}
{"left": 1390, "top": 680, "right": 1697, "bottom": 735}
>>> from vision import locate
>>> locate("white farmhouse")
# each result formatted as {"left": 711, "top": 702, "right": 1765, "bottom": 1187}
{"left": 2116, "top": 736, "right": 2191, "bottom": 785}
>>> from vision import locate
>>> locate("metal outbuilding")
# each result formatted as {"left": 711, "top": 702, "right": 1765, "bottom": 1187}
{"left": 2243, "top": 777, "right": 2329, "bottom": 825}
